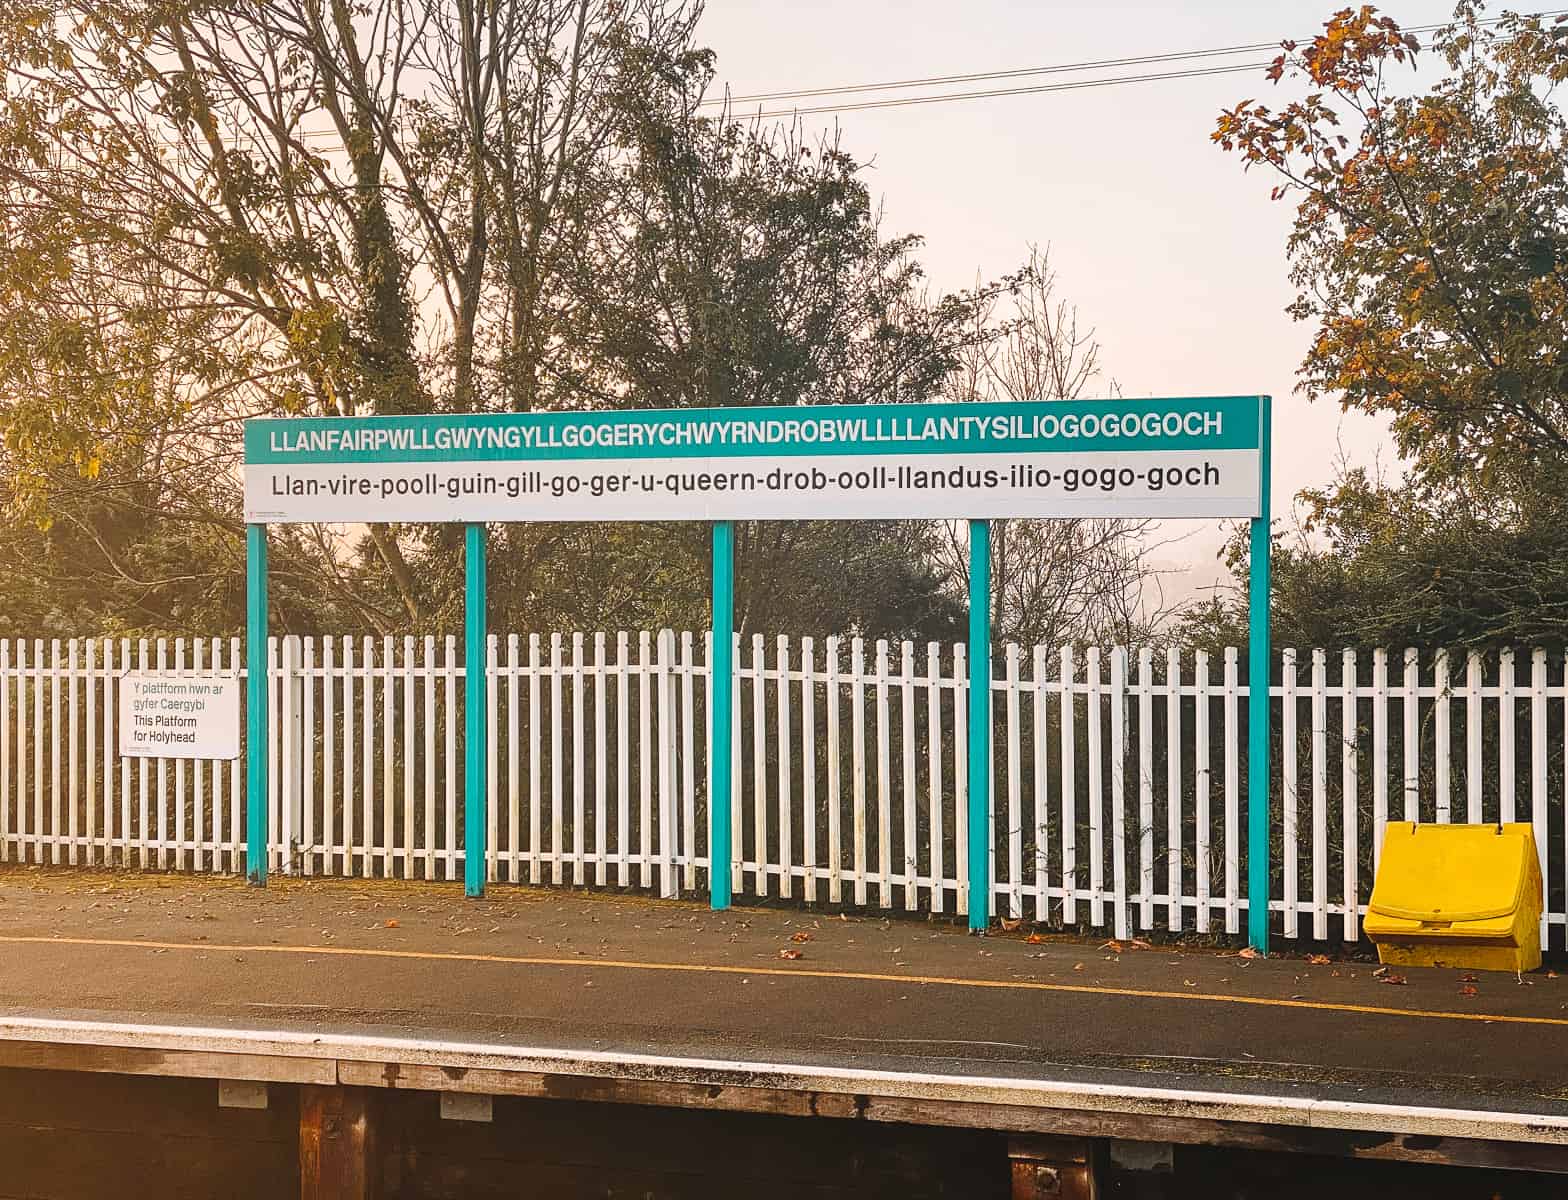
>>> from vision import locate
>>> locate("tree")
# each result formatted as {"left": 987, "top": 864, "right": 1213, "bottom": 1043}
{"left": 1214, "top": 3, "right": 1568, "bottom": 485}
{"left": 0, "top": 0, "right": 986, "bottom": 640}
{"left": 1200, "top": 5, "right": 1568, "bottom": 653}
{"left": 934, "top": 246, "right": 1179, "bottom": 651}
{"left": 1, "top": 0, "right": 705, "bottom": 631}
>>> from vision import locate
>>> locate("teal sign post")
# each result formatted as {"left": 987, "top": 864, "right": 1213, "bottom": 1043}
{"left": 243, "top": 395, "right": 1271, "bottom": 948}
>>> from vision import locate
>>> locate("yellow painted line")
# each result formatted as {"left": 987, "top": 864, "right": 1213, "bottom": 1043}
{"left": 2, "top": 933, "right": 1565, "bottom": 1029}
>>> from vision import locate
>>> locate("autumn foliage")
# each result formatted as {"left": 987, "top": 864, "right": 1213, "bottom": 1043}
{"left": 1215, "top": 3, "right": 1568, "bottom": 481}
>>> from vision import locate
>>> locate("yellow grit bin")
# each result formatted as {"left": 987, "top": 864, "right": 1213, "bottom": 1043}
{"left": 1363, "top": 822, "right": 1543, "bottom": 973}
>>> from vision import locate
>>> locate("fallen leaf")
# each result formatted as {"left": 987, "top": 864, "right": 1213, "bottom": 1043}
{"left": 1026, "top": 933, "right": 1044, "bottom": 944}
{"left": 1072, "top": 962, "right": 1085, "bottom": 971}
{"left": 1307, "top": 954, "right": 1331, "bottom": 965}
{"left": 1237, "top": 946, "right": 1260, "bottom": 960}
{"left": 1460, "top": 984, "right": 1479, "bottom": 998}
{"left": 1101, "top": 939, "right": 1124, "bottom": 953}
{"left": 1130, "top": 938, "right": 1154, "bottom": 950}
{"left": 1379, "top": 973, "right": 1408, "bottom": 986}
{"left": 778, "top": 948, "right": 803, "bottom": 960}
{"left": 1183, "top": 979, "right": 1198, "bottom": 988}
{"left": 789, "top": 931, "right": 812, "bottom": 944}
{"left": 1000, "top": 917, "right": 1023, "bottom": 932}
{"left": 384, "top": 919, "right": 400, "bottom": 929}
{"left": 1460, "top": 973, "right": 1478, "bottom": 983}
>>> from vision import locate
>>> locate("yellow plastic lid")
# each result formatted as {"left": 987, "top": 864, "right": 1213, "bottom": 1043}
{"left": 1368, "top": 823, "right": 1534, "bottom": 923}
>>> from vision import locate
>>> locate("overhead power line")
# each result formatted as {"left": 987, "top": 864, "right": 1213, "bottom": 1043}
{"left": 749, "top": 61, "right": 1271, "bottom": 119}
{"left": 712, "top": 9, "right": 1568, "bottom": 116}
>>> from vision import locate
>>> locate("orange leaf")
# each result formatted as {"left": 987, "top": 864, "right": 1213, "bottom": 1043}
{"left": 1026, "top": 933, "right": 1044, "bottom": 945}
{"left": 790, "top": 931, "right": 812, "bottom": 943}
{"left": 384, "top": 919, "right": 400, "bottom": 929}
{"left": 778, "top": 948, "right": 803, "bottom": 960}
{"left": 1307, "top": 954, "right": 1331, "bottom": 965}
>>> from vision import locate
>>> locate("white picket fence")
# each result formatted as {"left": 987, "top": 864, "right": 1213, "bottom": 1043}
{"left": 0, "top": 634, "right": 1564, "bottom": 947}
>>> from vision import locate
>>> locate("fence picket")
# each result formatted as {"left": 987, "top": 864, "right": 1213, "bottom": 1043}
{"left": 1034, "top": 645, "right": 1050, "bottom": 925}
{"left": 1311, "top": 649, "right": 1328, "bottom": 941}
{"left": 750, "top": 633, "right": 766, "bottom": 897}
{"left": 574, "top": 632, "right": 587, "bottom": 887}
{"left": 902, "top": 641, "right": 918, "bottom": 913}
{"left": 1110, "top": 647, "right": 1130, "bottom": 940}
{"left": 1282, "top": 648, "right": 1298, "bottom": 939}
{"left": 1372, "top": 648, "right": 1387, "bottom": 874}
{"left": 927, "top": 643, "right": 944, "bottom": 914}
{"left": 1137, "top": 647, "right": 1153, "bottom": 931}
{"left": 875, "top": 639, "right": 892, "bottom": 909}
{"left": 404, "top": 636, "right": 417, "bottom": 880}
{"left": 553, "top": 632, "right": 565, "bottom": 885}
{"left": 682, "top": 630, "right": 697, "bottom": 893}
{"left": 1165, "top": 647, "right": 1181, "bottom": 932}
{"left": 800, "top": 636, "right": 816, "bottom": 903}
{"left": 342, "top": 637, "right": 356, "bottom": 875}
{"left": 361, "top": 636, "right": 374, "bottom": 877}
{"left": 51, "top": 639, "right": 63, "bottom": 867}
{"left": 657, "top": 629, "right": 674, "bottom": 898}
{"left": 777, "top": 635, "right": 793, "bottom": 901}
{"left": 612, "top": 632, "right": 627, "bottom": 887}
{"left": 192, "top": 638, "right": 204, "bottom": 872}
{"left": 1500, "top": 649, "right": 1516, "bottom": 825}
{"left": 18, "top": 642, "right": 29, "bottom": 864}
{"left": 595, "top": 633, "right": 608, "bottom": 887}
{"left": 827, "top": 636, "right": 842, "bottom": 904}
{"left": 1466, "top": 650, "right": 1483, "bottom": 825}
{"left": 228, "top": 637, "right": 240, "bottom": 873}
{"left": 320, "top": 638, "right": 334, "bottom": 876}
{"left": 1342, "top": 649, "right": 1359, "bottom": 941}
{"left": 534, "top": 633, "right": 547, "bottom": 885}
{"left": 1403, "top": 648, "right": 1420, "bottom": 821}
{"left": 1223, "top": 647, "right": 1239, "bottom": 937}
{"left": 851, "top": 637, "right": 867, "bottom": 907}
{"left": 1532, "top": 650, "right": 1548, "bottom": 948}
{"left": 1086, "top": 646, "right": 1104, "bottom": 929}
{"left": 954, "top": 643, "right": 968, "bottom": 917}
{"left": 1193, "top": 650, "right": 1209, "bottom": 934}
{"left": 301, "top": 638, "right": 313, "bottom": 875}
{"left": 1005, "top": 643, "right": 1022, "bottom": 921}
{"left": 1435, "top": 648, "right": 1452, "bottom": 823}
{"left": 2, "top": 642, "right": 11, "bottom": 865}
{"left": 1060, "top": 646, "right": 1076, "bottom": 926}
{"left": 68, "top": 639, "right": 80, "bottom": 867}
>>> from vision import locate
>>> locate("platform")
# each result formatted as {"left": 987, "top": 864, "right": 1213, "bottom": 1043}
{"left": 1, "top": 867, "right": 1566, "bottom": 1179}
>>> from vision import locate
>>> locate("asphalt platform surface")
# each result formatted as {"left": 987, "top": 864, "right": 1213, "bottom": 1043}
{"left": 0, "top": 867, "right": 1564, "bottom": 1119}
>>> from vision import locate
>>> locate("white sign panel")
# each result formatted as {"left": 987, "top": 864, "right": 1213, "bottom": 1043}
{"left": 244, "top": 397, "right": 1266, "bottom": 524}
{"left": 119, "top": 672, "right": 241, "bottom": 759}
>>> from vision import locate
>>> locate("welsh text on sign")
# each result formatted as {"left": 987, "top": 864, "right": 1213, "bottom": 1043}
{"left": 118, "top": 672, "right": 242, "bottom": 760}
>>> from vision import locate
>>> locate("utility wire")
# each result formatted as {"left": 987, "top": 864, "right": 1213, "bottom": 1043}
{"left": 749, "top": 61, "right": 1272, "bottom": 119}
{"left": 713, "top": 9, "right": 1568, "bottom": 113}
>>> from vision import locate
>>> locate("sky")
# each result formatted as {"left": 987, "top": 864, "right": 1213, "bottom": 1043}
{"left": 697, "top": 0, "right": 1466, "bottom": 598}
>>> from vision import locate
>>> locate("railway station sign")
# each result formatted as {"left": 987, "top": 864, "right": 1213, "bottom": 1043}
{"left": 119, "top": 672, "right": 241, "bottom": 759}
{"left": 244, "top": 396, "right": 1264, "bottom": 524}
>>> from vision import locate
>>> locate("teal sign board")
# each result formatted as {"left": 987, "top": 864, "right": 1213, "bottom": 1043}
{"left": 245, "top": 397, "right": 1264, "bottom": 524}
{"left": 241, "top": 396, "right": 1275, "bottom": 953}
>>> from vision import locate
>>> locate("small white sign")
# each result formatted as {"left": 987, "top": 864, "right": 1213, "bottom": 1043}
{"left": 118, "top": 672, "right": 241, "bottom": 760}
